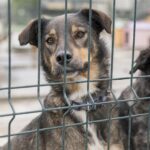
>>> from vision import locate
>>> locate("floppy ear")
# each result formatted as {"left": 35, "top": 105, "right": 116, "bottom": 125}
{"left": 19, "top": 18, "right": 49, "bottom": 47}
{"left": 130, "top": 48, "right": 150, "bottom": 74}
{"left": 79, "top": 9, "right": 112, "bottom": 34}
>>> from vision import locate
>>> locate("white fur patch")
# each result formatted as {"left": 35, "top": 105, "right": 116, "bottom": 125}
{"left": 72, "top": 110, "right": 105, "bottom": 150}
{"left": 69, "top": 75, "right": 104, "bottom": 149}
{"left": 127, "top": 92, "right": 135, "bottom": 106}
{"left": 87, "top": 125, "right": 105, "bottom": 150}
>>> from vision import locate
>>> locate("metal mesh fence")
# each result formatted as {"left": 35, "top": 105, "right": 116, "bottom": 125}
{"left": 0, "top": 0, "right": 150, "bottom": 150}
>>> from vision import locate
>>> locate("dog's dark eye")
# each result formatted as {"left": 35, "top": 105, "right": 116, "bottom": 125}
{"left": 74, "top": 31, "right": 85, "bottom": 39}
{"left": 46, "top": 37, "right": 55, "bottom": 45}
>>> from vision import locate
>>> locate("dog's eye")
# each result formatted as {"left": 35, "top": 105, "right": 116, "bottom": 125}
{"left": 74, "top": 31, "right": 85, "bottom": 39}
{"left": 46, "top": 37, "right": 55, "bottom": 45}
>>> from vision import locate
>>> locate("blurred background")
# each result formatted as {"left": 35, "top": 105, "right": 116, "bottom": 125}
{"left": 0, "top": 0, "right": 150, "bottom": 146}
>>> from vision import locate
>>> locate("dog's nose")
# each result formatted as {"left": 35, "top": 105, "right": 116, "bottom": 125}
{"left": 56, "top": 51, "right": 72, "bottom": 65}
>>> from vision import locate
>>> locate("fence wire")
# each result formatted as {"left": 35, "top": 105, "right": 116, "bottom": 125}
{"left": 0, "top": 0, "right": 150, "bottom": 150}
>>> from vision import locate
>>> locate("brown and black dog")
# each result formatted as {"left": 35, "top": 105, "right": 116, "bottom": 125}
{"left": 119, "top": 48, "right": 150, "bottom": 150}
{"left": 2, "top": 9, "right": 124, "bottom": 150}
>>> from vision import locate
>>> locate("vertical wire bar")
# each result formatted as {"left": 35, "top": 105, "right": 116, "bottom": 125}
{"left": 87, "top": 0, "right": 94, "bottom": 106}
{"left": 107, "top": 92, "right": 119, "bottom": 149}
{"left": 110, "top": 0, "right": 116, "bottom": 90}
{"left": 62, "top": 0, "right": 69, "bottom": 149}
{"left": 37, "top": 0, "right": 43, "bottom": 109}
{"left": 63, "top": 0, "right": 70, "bottom": 106}
{"left": 85, "top": 111, "right": 89, "bottom": 150}
{"left": 7, "top": 0, "right": 16, "bottom": 149}
{"left": 147, "top": 108, "right": 150, "bottom": 150}
{"left": 107, "top": 96, "right": 117, "bottom": 150}
{"left": 127, "top": 108, "right": 132, "bottom": 150}
{"left": 36, "top": 129, "right": 40, "bottom": 150}
{"left": 130, "top": 0, "right": 137, "bottom": 87}
{"left": 107, "top": 108, "right": 112, "bottom": 150}
{"left": 128, "top": 1, "right": 137, "bottom": 149}
{"left": 84, "top": 0, "right": 92, "bottom": 149}
{"left": 62, "top": 109, "right": 70, "bottom": 150}
{"left": 62, "top": 116, "right": 66, "bottom": 150}
{"left": 107, "top": 0, "right": 116, "bottom": 149}
{"left": 87, "top": 0, "right": 92, "bottom": 94}
{"left": 36, "top": 0, "right": 42, "bottom": 149}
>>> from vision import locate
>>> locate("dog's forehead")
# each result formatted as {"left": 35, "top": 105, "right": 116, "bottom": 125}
{"left": 45, "top": 13, "right": 87, "bottom": 33}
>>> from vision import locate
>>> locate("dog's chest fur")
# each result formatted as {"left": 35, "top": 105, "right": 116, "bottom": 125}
{"left": 68, "top": 78, "right": 105, "bottom": 149}
{"left": 69, "top": 79, "right": 105, "bottom": 149}
{"left": 44, "top": 77, "right": 107, "bottom": 150}
{"left": 46, "top": 109, "right": 105, "bottom": 150}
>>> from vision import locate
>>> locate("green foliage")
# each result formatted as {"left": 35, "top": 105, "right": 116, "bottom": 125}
{"left": 13, "top": 0, "right": 37, "bottom": 11}
{"left": 13, "top": 0, "right": 38, "bottom": 25}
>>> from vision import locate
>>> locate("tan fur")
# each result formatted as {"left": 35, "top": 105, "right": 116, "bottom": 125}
{"left": 72, "top": 24, "right": 78, "bottom": 33}
{"left": 43, "top": 50, "right": 51, "bottom": 67}
{"left": 69, "top": 76, "right": 98, "bottom": 101}
{"left": 49, "top": 28, "right": 56, "bottom": 35}
{"left": 67, "top": 81, "right": 79, "bottom": 95}
{"left": 84, "top": 60, "right": 100, "bottom": 80}
{"left": 106, "top": 144, "right": 124, "bottom": 150}
{"left": 72, "top": 47, "right": 92, "bottom": 68}
{"left": 72, "top": 25, "right": 86, "bottom": 33}
{"left": 90, "top": 62, "right": 100, "bottom": 79}
{"left": 49, "top": 54, "right": 57, "bottom": 74}
{"left": 80, "top": 48, "right": 90, "bottom": 63}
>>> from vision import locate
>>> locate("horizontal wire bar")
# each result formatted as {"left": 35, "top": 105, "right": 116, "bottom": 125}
{"left": 0, "top": 75, "right": 150, "bottom": 91}
{"left": 1, "top": 96, "right": 150, "bottom": 118}
{"left": 0, "top": 112, "right": 148, "bottom": 138}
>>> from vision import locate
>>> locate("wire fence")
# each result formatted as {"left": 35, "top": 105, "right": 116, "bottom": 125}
{"left": 0, "top": 0, "right": 150, "bottom": 150}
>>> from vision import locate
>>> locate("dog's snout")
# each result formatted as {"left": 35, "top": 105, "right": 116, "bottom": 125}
{"left": 56, "top": 51, "right": 72, "bottom": 65}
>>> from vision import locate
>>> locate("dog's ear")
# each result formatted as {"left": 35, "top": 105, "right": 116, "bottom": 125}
{"left": 19, "top": 18, "right": 49, "bottom": 47}
{"left": 79, "top": 9, "right": 112, "bottom": 34}
{"left": 130, "top": 48, "right": 150, "bottom": 74}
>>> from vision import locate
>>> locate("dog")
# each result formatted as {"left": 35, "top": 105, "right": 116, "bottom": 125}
{"left": 119, "top": 48, "right": 150, "bottom": 150}
{"left": 2, "top": 9, "right": 124, "bottom": 150}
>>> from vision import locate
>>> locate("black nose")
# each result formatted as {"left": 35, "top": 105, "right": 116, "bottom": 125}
{"left": 56, "top": 51, "right": 72, "bottom": 65}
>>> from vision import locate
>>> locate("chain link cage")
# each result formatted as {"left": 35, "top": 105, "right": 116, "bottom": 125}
{"left": 0, "top": 0, "right": 150, "bottom": 150}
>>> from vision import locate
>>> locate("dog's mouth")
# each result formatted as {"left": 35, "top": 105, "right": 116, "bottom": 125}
{"left": 55, "top": 63, "right": 88, "bottom": 79}
{"left": 60, "top": 67, "right": 85, "bottom": 78}
{"left": 63, "top": 70, "right": 79, "bottom": 78}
